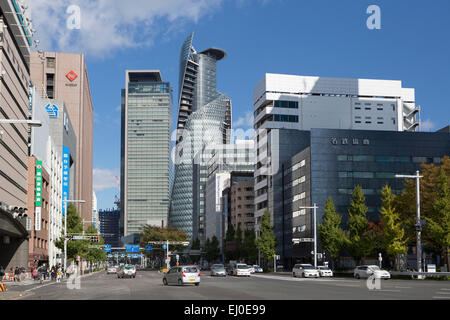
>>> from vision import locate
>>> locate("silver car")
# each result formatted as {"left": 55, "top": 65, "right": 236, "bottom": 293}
{"left": 163, "top": 266, "right": 200, "bottom": 286}
{"left": 210, "top": 264, "right": 226, "bottom": 277}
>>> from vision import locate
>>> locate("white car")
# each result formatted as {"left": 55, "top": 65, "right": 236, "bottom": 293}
{"left": 248, "top": 265, "right": 255, "bottom": 274}
{"left": 318, "top": 266, "right": 333, "bottom": 277}
{"left": 106, "top": 266, "right": 117, "bottom": 274}
{"left": 253, "top": 265, "right": 263, "bottom": 273}
{"left": 354, "top": 265, "right": 391, "bottom": 280}
{"left": 163, "top": 266, "right": 200, "bottom": 286}
{"left": 292, "top": 264, "right": 319, "bottom": 278}
{"left": 233, "top": 264, "right": 251, "bottom": 277}
{"left": 117, "top": 265, "right": 136, "bottom": 278}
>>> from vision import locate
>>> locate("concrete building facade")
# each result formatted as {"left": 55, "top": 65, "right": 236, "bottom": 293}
{"left": 0, "top": 0, "right": 34, "bottom": 271}
{"left": 30, "top": 51, "right": 94, "bottom": 225}
{"left": 253, "top": 73, "right": 421, "bottom": 234}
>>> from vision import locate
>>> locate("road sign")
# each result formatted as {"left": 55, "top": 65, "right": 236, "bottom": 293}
{"left": 145, "top": 245, "right": 153, "bottom": 252}
{"left": 73, "top": 236, "right": 84, "bottom": 240}
{"left": 176, "top": 255, "right": 179, "bottom": 261}
{"left": 275, "top": 255, "right": 280, "bottom": 260}
{"left": 76, "top": 255, "right": 80, "bottom": 261}
{"left": 126, "top": 245, "right": 140, "bottom": 253}
{"left": 104, "top": 245, "right": 112, "bottom": 252}
{"left": 114, "top": 254, "right": 118, "bottom": 258}
{"left": 165, "top": 257, "right": 170, "bottom": 264}
{"left": 162, "top": 244, "right": 167, "bottom": 249}
{"left": 107, "top": 254, "right": 112, "bottom": 258}
{"left": 121, "top": 254, "right": 125, "bottom": 258}
{"left": 293, "top": 238, "right": 314, "bottom": 243}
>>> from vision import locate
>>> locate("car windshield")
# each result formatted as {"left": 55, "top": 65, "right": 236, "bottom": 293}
{"left": 369, "top": 266, "right": 380, "bottom": 271}
{"left": 212, "top": 264, "right": 224, "bottom": 269}
{"left": 124, "top": 266, "right": 135, "bottom": 270}
{"left": 253, "top": 265, "right": 260, "bottom": 268}
{"left": 302, "top": 265, "right": 315, "bottom": 270}
{"left": 319, "top": 266, "right": 329, "bottom": 270}
{"left": 183, "top": 267, "right": 198, "bottom": 273}
{"left": 237, "top": 265, "right": 249, "bottom": 269}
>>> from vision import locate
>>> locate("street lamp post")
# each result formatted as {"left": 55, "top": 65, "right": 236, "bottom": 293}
{"left": 395, "top": 171, "right": 423, "bottom": 274}
{"left": 62, "top": 200, "right": 86, "bottom": 271}
{"left": 298, "top": 204, "right": 319, "bottom": 268}
{"left": 0, "top": 119, "right": 42, "bottom": 127}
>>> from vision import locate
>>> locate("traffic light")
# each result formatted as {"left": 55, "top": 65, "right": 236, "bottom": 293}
{"left": 90, "top": 236, "right": 100, "bottom": 243}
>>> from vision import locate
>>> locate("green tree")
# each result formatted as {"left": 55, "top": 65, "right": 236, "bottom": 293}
{"left": 242, "top": 229, "right": 258, "bottom": 264}
{"left": 347, "top": 186, "right": 372, "bottom": 265}
{"left": 189, "top": 238, "right": 201, "bottom": 264}
{"left": 256, "top": 211, "right": 276, "bottom": 270}
{"left": 318, "top": 198, "right": 348, "bottom": 270}
{"left": 424, "top": 168, "right": 450, "bottom": 267}
{"left": 224, "top": 225, "right": 236, "bottom": 261}
{"left": 379, "top": 185, "right": 407, "bottom": 270}
{"left": 396, "top": 157, "right": 450, "bottom": 267}
{"left": 204, "top": 236, "right": 220, "bottom": 263}
{"left": 235, "top": 225, "right": 244, "bottom": 260}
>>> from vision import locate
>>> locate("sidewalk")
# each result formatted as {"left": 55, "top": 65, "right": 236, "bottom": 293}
{"left": 0, "top": 290, "right": 33, "bottom": 300}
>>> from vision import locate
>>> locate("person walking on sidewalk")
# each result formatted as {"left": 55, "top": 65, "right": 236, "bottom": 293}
{"left": 0, "top": 265, "right": 4, "bottom": 282}
{"left": 14, "top": 267, "right": 20, "bottom": 282}
{"left": 56, "top": 266, "right": 62, "bottom": 283}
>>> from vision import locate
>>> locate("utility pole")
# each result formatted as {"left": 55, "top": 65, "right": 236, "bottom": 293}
{"left": 62, "top": 200, "right": 86, "bottom": 272}
{"left": 299, "top": 204, "right": 319, "bottom": 268}
{"left": 395, "top": 171, "right": 423, "bottom": 275}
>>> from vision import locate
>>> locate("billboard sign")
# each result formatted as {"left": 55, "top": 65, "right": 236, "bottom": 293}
{"left": 62, "top": 146, "right": 70, "bottom": 216}
{"left": 35, "top": 161, "right": 43, "bottom": 207}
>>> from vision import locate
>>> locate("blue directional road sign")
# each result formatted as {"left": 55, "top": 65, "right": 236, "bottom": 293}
{"left": 104, "top": 245, "right": 112, "bottom": 252}
{"left": 126, "top": 245, "right": 140, "bottom": 253}
{"left": 121, "top": 254, "right": 125, "bottom": 258}
{"left": 145, "top": 245, "right": 153, "bottom": 252}
{"left": 107, "top": 254, "right": 112, "bottom": 258}
{"left": 132, "top": 254, "right": 139, "bottom": 259}
{"left": 162, "top": 244, "right": 167, "bottom": 249}
{"left": 114, "top": 254, "right": 118, "bottom": 258}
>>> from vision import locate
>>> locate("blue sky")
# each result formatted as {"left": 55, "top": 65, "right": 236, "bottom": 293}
{"left": 31, "top": 0, "right": 450, "bottom": 210}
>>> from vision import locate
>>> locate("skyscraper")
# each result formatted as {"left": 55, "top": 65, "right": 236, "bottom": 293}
{"left": 169, "top": 33, "right": 231, "bottom": 244}
{"left": 121, "top": 71, "right": 172, "bottom": 242}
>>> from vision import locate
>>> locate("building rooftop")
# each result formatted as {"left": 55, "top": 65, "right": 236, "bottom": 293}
{"left": 199, "top": 48, "right": 227, "bottom": 61}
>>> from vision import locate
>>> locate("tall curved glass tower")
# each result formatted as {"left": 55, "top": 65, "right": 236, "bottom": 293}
{"left": 169, "top": 33, "right": 231, "bottom": 244}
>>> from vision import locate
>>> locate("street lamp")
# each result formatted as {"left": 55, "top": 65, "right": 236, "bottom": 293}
{"left": 395, "top": 171, "right": 423, "bottom": 275}
{"left": 62, "top": 200, "right": 86, "bottom": 271}
{"left": 298, "top": 204, "right": 319, "bottom": 268}
{"left": 0, "top": 119, "right": 42, "bottom": 127}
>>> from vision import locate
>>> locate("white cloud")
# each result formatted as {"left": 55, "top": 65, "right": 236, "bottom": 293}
{"left": 30, "top": 0, "right": 223, "bottom": 57}
{"left": 93, "top": 168, "right": 119, "bottom": 192}
{"left": 421, "top": 119, "right": 435, "bottom": 132}
{"left": 234, "top": 111, "right": 254, "bottom": 129}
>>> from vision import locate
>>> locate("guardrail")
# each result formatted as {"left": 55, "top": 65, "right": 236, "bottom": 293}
{"left": 390, "top": 271, "right": 450, "bottom": 277}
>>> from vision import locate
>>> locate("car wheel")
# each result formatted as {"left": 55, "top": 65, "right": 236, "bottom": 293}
{"left": 355, "top": 274, "right": 360, "bottom": 279}
{"left": 195, "top": 283, "right": 200, "bottom": 287}
{"left": 163, "top": 278, "right": 168, "bottom": 286}
{"left": 302, "top": 273, "right": 305, "bottom": 278}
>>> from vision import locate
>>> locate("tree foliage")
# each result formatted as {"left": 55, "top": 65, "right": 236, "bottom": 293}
{"left": 396, "top": 157, "right": 450, "bottom": 265}
{"left": 242, "top": 229, "right": 258, "bottom": 264}
{"left": 318, "top": 198, "right": 348, "bottom": 269}
{"left": 256, "top": 211, "right": 277, "bottom": 265}
{"left": 203, "top": 236, "right": 220, "bottom": 263}
{"left": 379, "top": 185, "right": 407, "bottom": 270}
{"left": 346, "top": 186, "right": 373, "bottom": 265}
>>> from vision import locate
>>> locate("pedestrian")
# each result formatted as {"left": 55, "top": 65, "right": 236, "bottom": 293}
{"left": 14, "top": 267, "right": 20, "bottom": 282}
{"left": 51, "top": 266, "right": 56, "bottom": 281}
{"left": 32, "top": 267, "right": 38, "bottom": 280}
{"left": 56, "top": 267, "right": 62, "bottom": 283}
{"left": 0, "top": 265, "right": 4, "bottom": 282}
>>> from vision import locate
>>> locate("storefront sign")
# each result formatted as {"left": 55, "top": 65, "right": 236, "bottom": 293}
{"left": 62, "top": 146, "right": 70, "bottom": 216}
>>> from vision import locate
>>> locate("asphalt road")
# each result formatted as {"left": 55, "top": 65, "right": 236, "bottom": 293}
{"left": 9, "top": 270, "right": 450, "bottom": 300}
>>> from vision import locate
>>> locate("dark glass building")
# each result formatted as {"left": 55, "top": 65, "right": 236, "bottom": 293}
{"left": 275, "top": 128, "right": 450, "bottom": 269}
{"left": 99, "top": 209, "right": 120, "bottom": 247}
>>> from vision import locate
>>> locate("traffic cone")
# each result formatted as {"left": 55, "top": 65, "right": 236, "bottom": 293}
{"left": 0, "top": 283, "right": 6, "bottom": 292}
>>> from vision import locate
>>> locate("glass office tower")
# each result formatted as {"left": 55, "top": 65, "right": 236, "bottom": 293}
{"left": 169, "top": 33, "right": 231, "bottom": 244}
{"left": 121, "top": 71, "right": 172, "bottom": 241}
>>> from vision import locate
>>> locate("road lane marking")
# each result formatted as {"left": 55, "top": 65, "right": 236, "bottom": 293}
{"left": 251, "top": 275, "right": 359, "bottom": 283}
{"left": 435, "top": 291, "right": 450, "bottom": 295}
{"left": 433, "top": 296, "right": 450, "bottom": 299}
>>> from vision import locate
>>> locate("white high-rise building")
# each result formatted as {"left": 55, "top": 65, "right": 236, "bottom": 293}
{"left": 253, "top": 73, "right": 420, "bottom": 230}
{"left": 92, "top": 192, "right": 98, "bottom": 229}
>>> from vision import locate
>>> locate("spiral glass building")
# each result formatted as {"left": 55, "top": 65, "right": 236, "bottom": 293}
{"left": 169, "top": 33, "right": 231, "bottom": 244}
